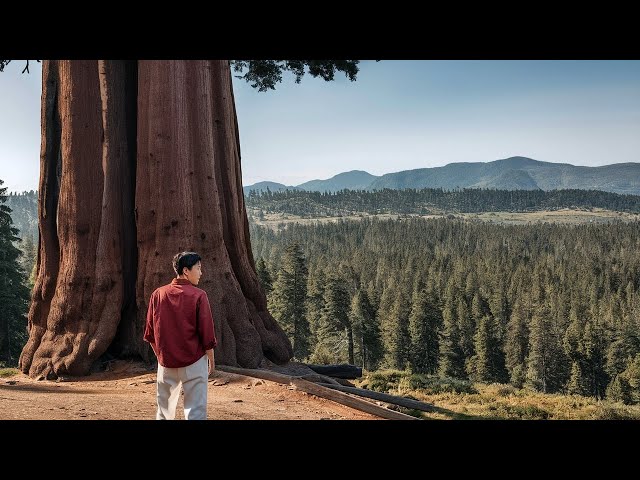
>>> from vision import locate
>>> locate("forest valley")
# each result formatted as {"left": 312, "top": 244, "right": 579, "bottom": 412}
{"left": 3, "top": 187, "right": 640, "bottom": 415}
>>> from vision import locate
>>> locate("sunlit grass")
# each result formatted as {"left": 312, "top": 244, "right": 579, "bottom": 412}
{"left": 249, "top": 208, "right": 640, "bottom": 230}
{"left": 0, "top": 368, "right": 20, "bottom": 378}
{"left": 355, "top": 370, "right": 640, "bottom": 420}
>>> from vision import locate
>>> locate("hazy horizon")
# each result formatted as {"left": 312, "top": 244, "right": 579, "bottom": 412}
{"left": 243, "top": 156, "right": 640, "bottom": 187}
{"left": 2, "top": 60, "right": 640, "bottom": 192}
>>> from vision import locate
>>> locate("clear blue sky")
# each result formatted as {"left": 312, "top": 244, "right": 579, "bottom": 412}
{"left": 1, "top": 60, "right": 640, "bottom": 192}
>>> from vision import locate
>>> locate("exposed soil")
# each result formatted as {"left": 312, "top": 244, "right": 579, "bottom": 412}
{"left": 0, "top": 360, "right": 379, "bottom": 420}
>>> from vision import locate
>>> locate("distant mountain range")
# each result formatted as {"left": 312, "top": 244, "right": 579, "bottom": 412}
{"left": 243, "top": 157, "right": 640, "bottom": 196}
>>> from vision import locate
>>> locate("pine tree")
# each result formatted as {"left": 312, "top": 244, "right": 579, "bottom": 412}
{"left": 621, "top": 353, "right": 640, "bottom": 404}
{"left": 471, "top": 292, "right": 486, "bottom": 324}
{"left": 377, "top": 281, "right": 396, "bottom": 366}
{"left": 526, "top": 303, "right": 564, "bottom": 393}
{"left": 504, "top": 299, "right": 528, "bottom": 387}
{"left": 268, "top": 243, "right": 310, "bottom": 360}
{"left": 457, "top": 298, "right": 475, "bottom": 375}
{"left": 318, "top": 274, "right": 352, "bottom": 363}
{"left": 365, "top": 281, "right": 381, "bottom": 314}
{"left": 606, "top": 337, "right": 630, "bottom": 378}
{"left": 489, "top": 287, "right": 509, "bottom": 341}
{"left": 581, "top": 318, "right": 609, "bottom": 399}
{"left": 20, "top": 233, "right": 37, "bottom": 289}
{"left": 566, "top": 362, "right": 590, "bottom": 396}
{"left": 562, "top": 306, "right": 582, "bottom": 362}
{"left": 306, "top": 267, "right": 327, "bottom": 353}
{"left": 408, "top": 289, "right": 441, "bottom": 374}
{"left": 464, "top": 272, "right": 478, "bottom": 302}
{"left": 349, "top": 289, "right": 383, "bottom": 370}
{"left": 0, "top": 179, "right": 30, "bottom": 365}
{"left": 561, "top": 306, "right": 591, "bottom": 394}
{"left": 382, "top": 290, "right": 410, "bottom": 370}
{"left": 28, "top": 260, "right": 37, "bottom": 290}
{"left": 605, "top": 374, "right": 632, "bottom": 404}
{"left": 471, "top": 315, "right": 508, "bottom": 383}
{"left": 624, "top": 281, "right": 635, "bottom": 314}
{"left": 255, "top": 257, "right": 273, "bottom": 297}
{"left": 438, "top": 298, "right": 465, "bottom": 378}
{"left": 605, "top": 311, "right": 640, "bottom": 378}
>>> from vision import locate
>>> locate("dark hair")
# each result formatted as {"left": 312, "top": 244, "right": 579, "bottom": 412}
{"left": 173, "top": 251, "right": 202, "bottom": 276}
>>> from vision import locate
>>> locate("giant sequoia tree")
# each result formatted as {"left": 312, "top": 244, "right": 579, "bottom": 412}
{"left": 0, "top": 59, "right": 359, "bottom": 379}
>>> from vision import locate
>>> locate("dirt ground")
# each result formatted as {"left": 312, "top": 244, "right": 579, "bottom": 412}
{"left": 0, "top": 360, "right": 379, "bottom": 420}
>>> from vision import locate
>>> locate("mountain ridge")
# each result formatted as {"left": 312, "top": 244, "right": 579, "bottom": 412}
{"left": 243, "top": 157, "right": 640, "bottom": 195}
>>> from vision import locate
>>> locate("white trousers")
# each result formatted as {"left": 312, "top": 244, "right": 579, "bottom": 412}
{"left": 156, "top": 354, "right": 208, "bottom": 420}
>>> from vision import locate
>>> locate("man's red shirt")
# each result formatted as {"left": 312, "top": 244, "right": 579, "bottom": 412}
{"left": 143, "top": 278, "right": 217, "bottom": 368}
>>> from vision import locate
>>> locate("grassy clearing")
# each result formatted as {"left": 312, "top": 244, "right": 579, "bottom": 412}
{"left": 249, "top": 208, "right": 640, "bottom": 230}
{"left": 463, "top": 208, "right": 640, "bottom": 225}
{"left": 0, "top": 368, "right": 20, "bottom": 378}
{"left": 354, "top": 370, "right": 640, "bottom": 420}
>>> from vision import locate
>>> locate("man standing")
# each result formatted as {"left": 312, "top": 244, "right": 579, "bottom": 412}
{"left": 144, "top": 251, "right": 217, "bottom": 420}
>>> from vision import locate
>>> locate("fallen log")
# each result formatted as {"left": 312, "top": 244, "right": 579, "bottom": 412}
{"left": 217, "top": 366, "right": 295, "bottom": 385}
{"left": 332, "top": 378, "right": 356, "bottom": 387}
{"left": 317, "top": 383, "right": 437, "bottom": 412}
{"left": 290, "top": 377, "right": 418, "bottom": 420}
{"left": 306, "top": 364, "right": 363, "bottom": 379}
{"left": 217, "top": 366, "right": 418, "bottom": 420}
{"left": 299, "top": 373, "right": 342, "bottom": 385}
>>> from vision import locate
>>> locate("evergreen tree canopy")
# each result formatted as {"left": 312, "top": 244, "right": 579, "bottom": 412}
{"left": 256, "top": 257, "right": 273, "bottom": 297}
{"left": 319, "top": 274, "right": 352, "bottom": 363}
{"left": 409, "top": 289, "right": 441, "bottom": 374}
{"left": 231, "top": 60, "right": 359, "bottom": 92}
{"left": 0, "top": 179, "right": 30, "bottom": 365}
{"left": 350, "top": 288, "right": 383, "bottom": 370}
{"left": 251, "top": 209, "right": 640, "bottom": 401}
{"left": 268, "top": 243, "right": 310, "bottom": 360}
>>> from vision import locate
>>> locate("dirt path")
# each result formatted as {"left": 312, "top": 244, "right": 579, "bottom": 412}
{"left": 0, "top": 360, "right": 379, "bottom": 420}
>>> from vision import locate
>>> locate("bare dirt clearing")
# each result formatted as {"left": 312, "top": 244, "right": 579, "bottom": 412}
{"left": 0, "top": 360, "right": 378, "bottom": 420}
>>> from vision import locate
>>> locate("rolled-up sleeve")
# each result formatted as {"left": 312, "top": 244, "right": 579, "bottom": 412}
{"left": 143, "top": 292, "right": 156, "bottom": 345}
{"left": 197, "top": 292, "right": 217, "bottom": 350}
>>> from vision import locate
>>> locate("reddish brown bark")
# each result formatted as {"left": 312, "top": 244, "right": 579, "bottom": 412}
{"left": 136, "top": 60, "right": 292, "bottom": 367}
{"left": 19, "top": 60, "right": 292, "bottom": 379}
{"left": 18, "top": 60, "right": 61, "bottom": 378}
{"left": 19, "top": 60, "right": 137, "bottom": 379}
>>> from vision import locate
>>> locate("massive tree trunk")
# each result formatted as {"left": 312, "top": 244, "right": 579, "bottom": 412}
{"left": 19, "top": 60, "right": 137, "bottom": 379}
{"left": 135, "top": 60, "right": 292, "bottom": 367}
{"left": 19, "top": 60, "right": 293, "bottom": 379}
